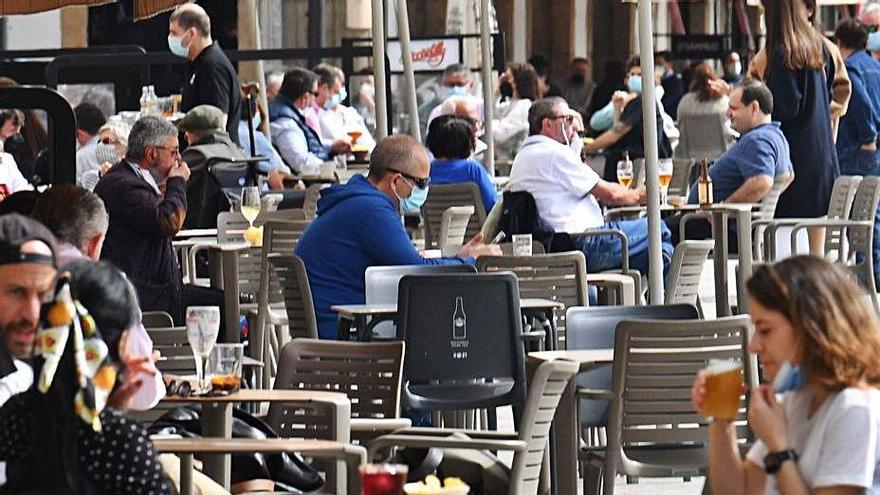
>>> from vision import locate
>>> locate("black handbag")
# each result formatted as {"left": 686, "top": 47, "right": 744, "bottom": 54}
{"left": 149, "top": 405, "right": 324, "bottom": 492}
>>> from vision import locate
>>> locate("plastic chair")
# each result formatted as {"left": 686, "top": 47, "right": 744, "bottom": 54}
{"left": 368, "top": 358, "right": 579, "bottom": 495}
{"left": 363, "top": 264, "right": 477, "bottom": 340}
{"left": 439, "top": 205, "right": 476, "bottom": 256}
{"left": 396, "top": 272, "right": 528, "bottom": 425}
{"left": 421, "top": 183, "right": 487, "bottom": 249}
{"left": 663, "top": 240, "right": 714, "bottom": 311}
{"left": 142, "top": 311, "right": 174, "bottom": 329}
{"left": 668, "top": 158, "right": 695, "bottom": 197}
{"left": 274, "top": 339, "right": 410, "bottom": 443}
{"left": 584, "top": 316, "right": 756, "bottom": 495}
{"left": 564, "top": 304, "right": 700, "bottom": 451}
{"left": 676, "top": 113, "right": 730, "bottom": 162}
{"left": 498, "top": 241, "right": 546, "bottom": 255}
{"left": 303, "top": 183, "right": 331, "bottom": 220}
{"left": 791, "top": 176, "right": 880, "bottom": 313}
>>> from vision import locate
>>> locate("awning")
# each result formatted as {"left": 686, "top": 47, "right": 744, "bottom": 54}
{"left": 0, "top": 0, "right": 181, "bottom": 19}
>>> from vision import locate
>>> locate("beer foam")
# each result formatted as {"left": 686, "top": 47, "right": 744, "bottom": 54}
{"left": 705, "top": 360, "right": 742, "bottom": 375}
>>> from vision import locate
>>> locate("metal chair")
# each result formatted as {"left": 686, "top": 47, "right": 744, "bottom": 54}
{"left": 421, "top": 183, "right": 487, "bottom": 249}
{"left": 584, "top": 316, "right": 756, "bottom": 495}
{"left": 791, "top": 176, "right": 880, "bottom": 313}
{"left": 439, "top": 205, "right": 476, "bottom": 256}
{"left": 273, "top": 339, "right": 410, "bottom": 443}
{"left": 675, "top": 113, "right": 730, "bottom": 162}
{"left": 664, "top": 240, "right": 714, "bottom": 311}
{"left": 368, "top": 357, "right": 579, "bottom": 495}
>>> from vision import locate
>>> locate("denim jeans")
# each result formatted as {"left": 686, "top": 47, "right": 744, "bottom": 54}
{"left": 574, "top": 218, "right": 674, "bottom": 275}
{"left": 841, "top": 147, "right": 880, "bottom": 285}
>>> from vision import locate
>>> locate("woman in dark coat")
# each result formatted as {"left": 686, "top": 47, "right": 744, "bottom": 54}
{"left": 758, "top": 0, "right": 839, "bottom": 223}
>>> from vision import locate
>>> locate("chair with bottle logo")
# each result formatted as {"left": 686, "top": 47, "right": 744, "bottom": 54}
{"left": 421, "top": 183, "right": 487, "bottom": 249}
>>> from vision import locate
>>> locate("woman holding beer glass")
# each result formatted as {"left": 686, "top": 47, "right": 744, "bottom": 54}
{"left": 691, "top": 256, "right": 880, "bottom": 494}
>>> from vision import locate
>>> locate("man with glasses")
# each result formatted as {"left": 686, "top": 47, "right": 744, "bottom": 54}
{"left": 295, "top": 134, "right": 501, "bottom": 339}
{"left": 862, "top": 2, "right": 880, "bottom": 60}
{"left": 509, "top": 97, "right": 673, "bottom": 275}
{"left": 95, "top": 116, "right": 220, "bottom": 326}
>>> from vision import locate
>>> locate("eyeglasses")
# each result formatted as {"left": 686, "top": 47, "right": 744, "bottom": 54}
{"left": 99, "top": 137, "right": 119, "bottom": 145}
{"left": 387, "top": 167, "right": 430, "bottom": 189}
{"left": 309, "top": 90, "right": 320, "bottom": 97}
{"left": 549, "top": 114, "right": 576, "bottom": 124}
{"left": 165, "top": 379, "right": 193, "bottom": 398}
{"left": 152, "top": 145, "right": 181, "bottom": 156}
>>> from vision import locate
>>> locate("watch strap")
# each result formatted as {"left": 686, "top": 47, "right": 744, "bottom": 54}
{"left": 764, "top": 449, "right": 798, "bottom": 474}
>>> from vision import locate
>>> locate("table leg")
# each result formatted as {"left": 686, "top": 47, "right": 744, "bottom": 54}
{"left": 553, "top": 374, "right": 578, "bottom": 495}
{"left": 180, "top": 453, "right": 194, "bottom": 495}
{"left": 545, "top": 308, "right": 558, "bottom": 351}
{"left": 736, "top": 210, "right": 753, "bottom": 314}
{"left": 202, "top": 402, "right": 233, "bottom": 489}
{"left": 355, "top": 315, "right": 369, "bottom": 341}
{"left": 712, "top": 211, "right": 732, "bottom": 317}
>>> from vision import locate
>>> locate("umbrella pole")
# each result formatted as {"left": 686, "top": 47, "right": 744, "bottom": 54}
{"left": 372, "top": 0, "right": 389, "bottom": 140}
{"left": 395, "top": 0, "right": 420, "bottom": 141}
{"left": 637, "top": 0, "right": 665, "bottom": 303}
{"left": 480, "top": 0, "right": 495, "bottom": 177}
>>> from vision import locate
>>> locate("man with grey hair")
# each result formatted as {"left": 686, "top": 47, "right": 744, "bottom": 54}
{"left": 169, "top": 2, "right": 241, "bottom": 144}
{"left": 95, "top": 116, "right": 201, "bottom": 324}
{"left": 509, "top": 96, "right": 672, "bottom": 274}
{"left": 31, "top": 185, "right": 109, "bottom": 266}
{"left": 295, "top": 134, "right": 500, "bottom": 339}
{"left": 863, "top": 2, "right": 880, "bottom": 60}
{"left": 265, "top": 71, "right": 284, "bottom": 103}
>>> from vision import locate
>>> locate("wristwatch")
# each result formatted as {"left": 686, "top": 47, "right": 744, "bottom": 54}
{"left": 764, "top": 449, "right": 798, "bottom": 474}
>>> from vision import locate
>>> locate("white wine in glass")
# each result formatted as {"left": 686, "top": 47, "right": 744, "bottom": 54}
{"left": 659, "top": 159, "right": 673, "bottom": 205}
{"left": 185, "top": 306, "right": 220, "bottom": 393}
{"left": 617, "top": 159, "right": 634, "bottom": 188}
{"left": 240, "top": 186, "right": 261, "bottom": 227}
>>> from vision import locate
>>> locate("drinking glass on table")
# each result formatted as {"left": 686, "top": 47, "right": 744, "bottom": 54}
{"left": 185, "top": 306, "right": 221, "bottom": 394}
{"left": 208, "top": 343, "right": 244, "bottom": 393}
{"left": 240, "top": 186, "right": 261, "bottom": 228}
{"left": 617, "top": 159, "right": 634, "bottom": 188}
{"left": 659, "top": 158, "right": 673, "bottom": 206}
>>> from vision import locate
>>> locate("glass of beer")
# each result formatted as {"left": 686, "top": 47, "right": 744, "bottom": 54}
{"left": 360, "top": 464, "right": 407, "bottom": 495}
{"left": 617, "top": 159, "right": 634, "bottom": 188}
{"left": 658, "top": 158, "right": 673, "bottom": 206}
{"left": 208, "top": 343, "right": 244, "bottom": 393}
{"left": 701, "top": 359, "right": 743, "bottom": 421}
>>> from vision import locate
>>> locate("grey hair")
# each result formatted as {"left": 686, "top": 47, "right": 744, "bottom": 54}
{"left": 313, "top": 63, "right": 345, "bottom": 87}
{"left": 32, "top": 185, "right": 108, "bottom": 250}
{"left": 98, "top": 120, "right": 132, "bottom": 149}
{"left": 528, "top": 97, "right": 567, "bottom": 135}
{"left": 126, "top": 116, "right": 178, "bottom": 161}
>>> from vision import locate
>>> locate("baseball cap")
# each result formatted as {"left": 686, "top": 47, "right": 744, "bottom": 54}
{"left": 0, "top": 213, "right": 58, "bottom": 268}
{"left": 178, "top": 104, "right": 226, "bottom": 132}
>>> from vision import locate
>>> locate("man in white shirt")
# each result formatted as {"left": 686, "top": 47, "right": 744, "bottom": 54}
{"left": 508, "top": 97, "right": 673, "bottom": 274}
{"left": 74, "top": 103, "right": 107, "bottom": 187}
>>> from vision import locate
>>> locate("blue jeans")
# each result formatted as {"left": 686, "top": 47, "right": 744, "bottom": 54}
{"left": 841, "top": 147, "right": 880, "bottom": 285}
{"left": 574, "top": 218, "right": 674, "bottom": 275}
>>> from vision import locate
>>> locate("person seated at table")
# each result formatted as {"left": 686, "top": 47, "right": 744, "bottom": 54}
{"left": 74, "top": 102, "right": 107, "bottom": 188}
{"left": 95, "top": 116, "right": 223, "bottom": 327}
{"left": 0, "top": 259, "right": 174, "bottom": 493}
{"left": 426, "top": 114, "right": 497, "bottom": 213}
{"left": 179, "top": 104, "right": 249, "bottom": 170}
{"left": 692, "top": 256, "right": 880, "bottom": 495}
{"left": 295, "top": 134, "right": 501, "bottom": 339}
{"left": 508, "top": 96, "right": 673, "bottom": 274}
{"left": 664, "top": 79, "right": 794, "bottom": 245}
{"left": 308, "top": 63, "right": 377, "bottom": 154}
{"left": 268, "top": 66, "right": 351, "bottom": 176}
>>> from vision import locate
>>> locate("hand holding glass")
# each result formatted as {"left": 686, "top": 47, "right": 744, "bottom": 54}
{"left": 700, "top": 360, "right": 743, "bottom": 422}
{"left": 185, "top": 306, "right": 220, "bottom": 394}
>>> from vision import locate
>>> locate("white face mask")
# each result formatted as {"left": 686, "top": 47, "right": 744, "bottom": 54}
{"left": 569, "top": 130, "right": 584, "bottom": 158}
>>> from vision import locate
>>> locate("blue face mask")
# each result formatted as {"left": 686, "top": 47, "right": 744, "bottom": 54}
{"left": 627, "top": 75, "right": 643, "bottom": 94}
{"left": 167, "top": 34, "right": 189, "bottom": 58}
{"left": 251, "top": 112, "right": 262, "bottom": 129}
{"left": 398, "top": 183, "right": 429, "bottom": 214}
{"left": 868, "top": 31, "right": 880, "bottom": 52}
{"left": 771, "top": 361, "right": 804, "bottom": 393}
{"left": 446, "top": 86, "right": 469, "bottom": 98}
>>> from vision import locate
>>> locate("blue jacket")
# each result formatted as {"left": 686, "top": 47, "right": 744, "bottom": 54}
{"left": 268, "top": 96, "right": 330, "bottom": 162}
{"left": 295, "top": 174, "right": 473, "bottom": 339}
{"left": 838, "top": 51, "right": 880, "bottom": 163}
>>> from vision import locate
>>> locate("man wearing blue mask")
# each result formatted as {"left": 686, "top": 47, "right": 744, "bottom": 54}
{"left": 169, "top": 3, "right": 242, "bottom": 146}
{"left": 424, "top": 64, "right": 483, "bottom": 137}
{"left": 862, "top": 3, "right": 880, "bottom": 61}
{"left": 295, "top": 134, "right": 501, "bottom": 339}
{"left": 584, "top": 55, "right": 673, "bottom": 183}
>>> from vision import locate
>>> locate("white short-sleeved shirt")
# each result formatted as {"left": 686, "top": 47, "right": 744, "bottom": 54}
{"left": 0, "top": 153, "right": 29, "bottom": 194}
{"left": 508, "top": 134, "right": 604, "bottom": 233}
{"left": 746, "top": 387, "right": 880, "bottom": 494}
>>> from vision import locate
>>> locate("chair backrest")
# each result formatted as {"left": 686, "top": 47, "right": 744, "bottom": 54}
{"left": 824, "top": 175, "right": 862, "bottom": 257}
{"left": 274, "top": 339, "right": 404, "bottom": 419}
{"left": 565, "top": 304, "right": 700, "bottom": 429}
{"left": 142, "top": 311, "right": 174, "bottom": 329}
{"left": 145, "top": 326, "right": 196, "bottom": 374}
{"left": 511, "top": 358, "right": 579, "bottom": 495}
{"left": 303, "top": 183, "right": 331, "bottom": 220}
{"left": 676, "top": 113, "right": 729, "bottom": 162}
{"left": 499, "top": 241, "right": 546, "bottom": 256}
{"left": 668, "top": 158, "right": 695, "bottom": 197}
{"left": 396, "top": 273, "right": 527, "bottom": 413}
{"left": 476, "top": 252, "right": 588, "bottom": 341}
{"left": 271, "top": 255, "right": 319, "bottom": 339}
{"left": 421, "top": 183, "right": 487, "bottom": 248}
{"left": 847, "top": 176, "right": 880, "bottom": 252}
{"left": 263, "top": 219, "right": 312, "bottom": 258}
{"left": 754, "top": 172, "right": 794, "bottom": 222}
{"left": 608, "top": 317, "right": 754, "bottom": 469}
{"left": 664, "top": 240, "right": 714, "bottom": 307}
{"left": 365, "top": 264, "right": 477, "bottom": 339}
{"left": 439, "top": 205, "right": 475, "bottom": 255}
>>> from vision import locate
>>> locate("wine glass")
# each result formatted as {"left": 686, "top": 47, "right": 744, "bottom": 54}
{"left": 658, "top": 159, "right": 673, "bottom": 206}
{"left": 617, "top": 159, "right": 634, "bottom": 188}
{"left": 185, "top": 306, "right": 221, "bottom": 394}
{"left": 240, "top": 186, "right": 261, "bottom": 229}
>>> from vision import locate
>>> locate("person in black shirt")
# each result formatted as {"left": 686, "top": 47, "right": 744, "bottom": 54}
{"left": 169, "top": 3, "right": 242, "bottom": 145}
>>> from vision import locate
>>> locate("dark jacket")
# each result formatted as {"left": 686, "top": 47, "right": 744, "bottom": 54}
{"left": 181, "top": 131, "right": 247, "bottom": 229}
{"left": 94, "top": 161, "right": 187, "bottom": 320}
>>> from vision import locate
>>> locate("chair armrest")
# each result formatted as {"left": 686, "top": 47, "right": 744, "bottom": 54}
{"left": 351, "top": 418, "right": 412, "bottom": 434}
{"left": 388, "top": 427, "right": 519, "bottom": 440}
{"left": 790, "top": 219, "right": 872, "bottom": 254}
{"left": 576, "top": 387, "right": 614, "bottom": 401}
{"left": 605, "top": 206, "right": 646, "bottom": 221}
{"left": 679, "top": 211, "right": 711, "bottom": 243}
{"left": 368, "top": 433, "right": 528, "bottom": 460}
{"left": 569, "top": 229, "right": 630, "bottom": 272}
{"left": 583, "top": 273, "right": 636, "bottom": 305}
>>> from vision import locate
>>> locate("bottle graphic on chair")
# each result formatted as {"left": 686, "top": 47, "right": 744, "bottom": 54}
{"left": 452, "top": 297, "right": 467, "bottom": 340}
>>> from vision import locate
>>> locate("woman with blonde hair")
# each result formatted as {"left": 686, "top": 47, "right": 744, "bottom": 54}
{"left": 692, "top": 256, "right": 880, "bottom": 494}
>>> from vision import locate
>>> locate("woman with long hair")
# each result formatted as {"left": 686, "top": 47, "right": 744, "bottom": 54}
{"left": 675, "top": 62, "right": 735, "bottom": 154}
{"left": 692, "top": 256, "right": 880, "bottom": 494}
{"left": 0, "top": 260, "right": 172, "bottom": 494}
{"left": 493, "top": 62, "right": 540, "bottom": 162}
{"left": 748, "top": 0, "right": 840, "bottom": 237}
